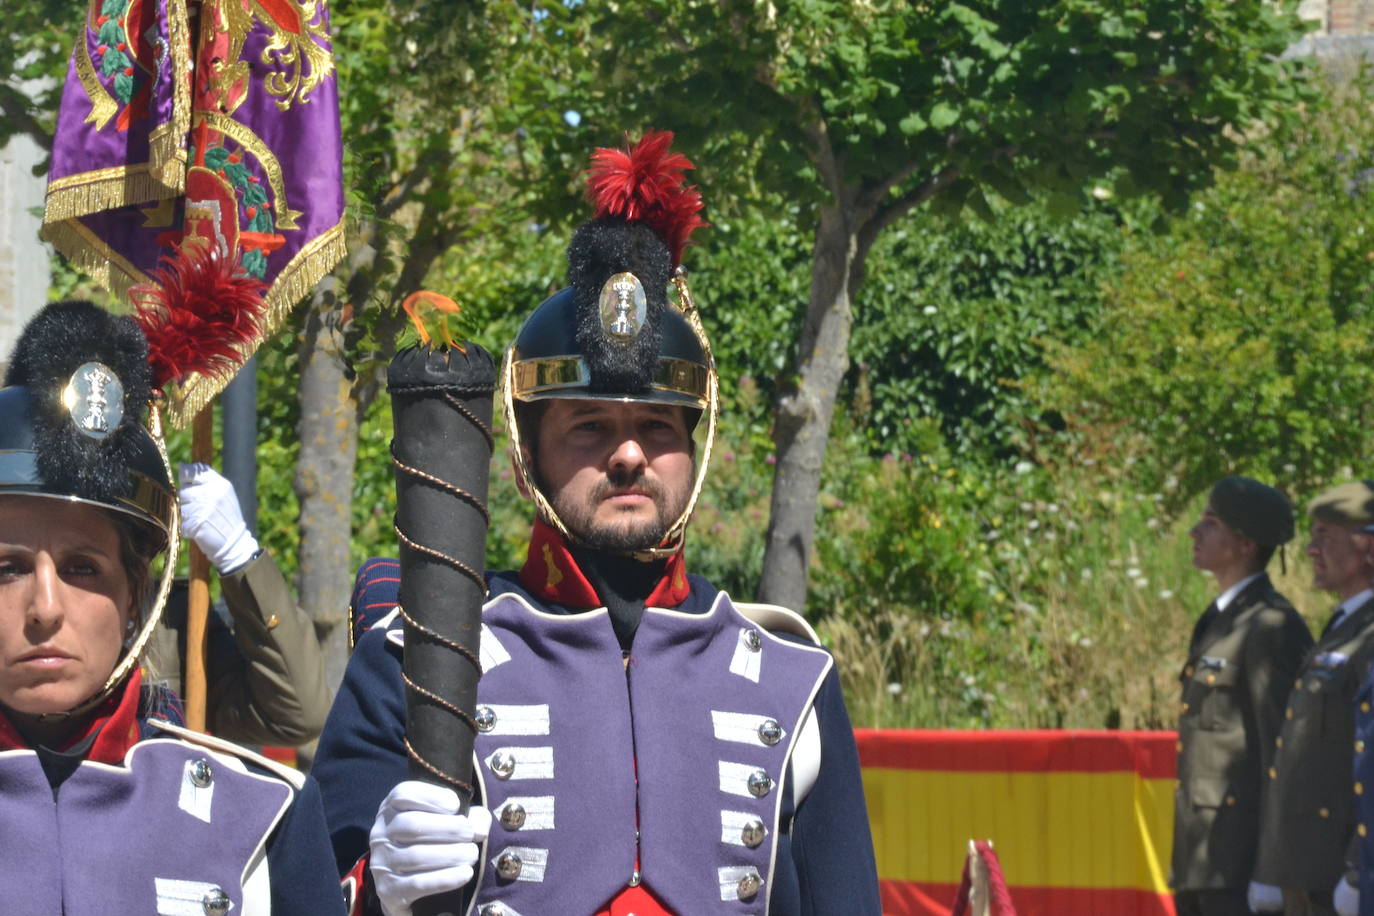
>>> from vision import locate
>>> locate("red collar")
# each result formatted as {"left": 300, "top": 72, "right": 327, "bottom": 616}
{"left": 0, "top": 669, "right": 144, "bottom": 765}
{"left": 518, "top": 520, "right": 691, "bottom": 609}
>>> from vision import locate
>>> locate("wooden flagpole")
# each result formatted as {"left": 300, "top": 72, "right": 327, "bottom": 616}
{"left": 184, "top": 404, "right": 214, "bottom": 732}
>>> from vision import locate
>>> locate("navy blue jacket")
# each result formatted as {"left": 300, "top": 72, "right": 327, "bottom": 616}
{"left": 314, "top": 558, "right": 881, "bottom": 915}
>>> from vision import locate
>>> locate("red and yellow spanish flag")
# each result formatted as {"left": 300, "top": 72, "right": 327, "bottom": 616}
{"left": 858, "top": 729, "right": 1177, "bottom": 916}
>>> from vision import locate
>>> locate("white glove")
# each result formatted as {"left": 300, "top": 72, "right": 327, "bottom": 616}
{"left": 1335, "top": 877, "right": 1360, "bottom": 916}
{"left": 1247, "top": 880, "right": 1284, "bottom": 913}
{"left": 369, "top": 781, "right": 492, "bottom": 916}
{"left": 178, "top": 463, "right": 259, "bottom": 574}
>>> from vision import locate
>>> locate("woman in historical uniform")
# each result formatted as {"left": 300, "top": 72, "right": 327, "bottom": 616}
{"left": 0, "top": 300, "right": 343, "bottom": 916}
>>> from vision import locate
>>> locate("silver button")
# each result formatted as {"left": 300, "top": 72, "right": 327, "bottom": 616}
{"left": 748, "top": 769, "right": 774, "bottom": 798}
{"left": 737, "top": 870, "right": 763, "bottom": 899}
{"left": 496, "top": 850, "right": 523, "bottom": 879}
{"left": 628, "top": 867, "right": 642, "bottom": 887}
{"left": 744, "top": 629, "right": 762, "bottom": 651}
{"left": 478, "top": 905, "right": 507, "bottom": 916}
{"left": 190, "top": 759, "right": 213, "bottom": 788}
{"left": 741, "top": 817, "right": 766, "bottom": 848}
{"left": 201, "top": 887, "right": 230, "bottom": 916}
{"left": 490, "top": 751, "right": 516, "bottom": 779}
{"left": 476, "top": 706, "right": 497, "bottom": 733}
{"left": 500, "top": 802, "right": 526, "bottom": 830}
{"left": 758, "top": 719, "right": 783, "bottom": 746}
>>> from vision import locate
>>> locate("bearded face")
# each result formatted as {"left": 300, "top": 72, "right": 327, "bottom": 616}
{"left": 532, "top": 400, "right": 694, "bottom": 553}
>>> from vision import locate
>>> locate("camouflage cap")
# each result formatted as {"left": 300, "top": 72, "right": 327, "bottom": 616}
{"left": 1208, "top": 476, "right": 1294, "bottom": 546}
{"left": 1308, "top": 480, "right": 1374, "bottom": 529}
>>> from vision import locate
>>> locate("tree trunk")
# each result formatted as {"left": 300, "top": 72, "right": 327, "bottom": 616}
{"left": 289, "top": 213, "right": 455, "bottom": 690}
{"left": 294, "top": 290, "right": 358, "bottom": 690}
{"left": 757, "top": 203, "right": 857, "bottom": 613}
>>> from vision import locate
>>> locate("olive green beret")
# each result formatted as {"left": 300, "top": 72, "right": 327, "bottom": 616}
{"left": 1308, "top": 480, "right": 1374, "bottom": 528}
{"left": 1209, "top": 476, "right": 1294, "bottom": 546}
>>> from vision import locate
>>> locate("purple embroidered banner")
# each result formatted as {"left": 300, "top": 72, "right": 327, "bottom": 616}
{"left": 43, "top": 0, "right": 346, "bottom": 424}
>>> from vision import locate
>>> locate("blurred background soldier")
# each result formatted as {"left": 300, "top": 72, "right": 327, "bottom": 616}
{"left": 1255, "top": 481, "right": 1374, "bottom": 916}
{"left": 1333, "top": 512, "right": 1374, "bottom": 916}
{"left": 1173, "top": 477, "right": 1311, "bottom": 916}
{"left": 142, "top": 462, "right": 331, "bottom": 746}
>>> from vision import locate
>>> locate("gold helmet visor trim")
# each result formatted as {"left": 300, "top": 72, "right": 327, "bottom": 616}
{"left": 511, "top": 355, "right": 710, "bottom": 408}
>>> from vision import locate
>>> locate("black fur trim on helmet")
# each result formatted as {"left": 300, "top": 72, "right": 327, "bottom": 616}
{"left": 4, "top": 300, "right": 154, "bottom": 505}
{"left": 568, "top": 218, "right": 670, "bottom": 394}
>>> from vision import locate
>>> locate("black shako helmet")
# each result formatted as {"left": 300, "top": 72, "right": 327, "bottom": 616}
{"left": 503, "top": 131, "right": 718, "bottom": 557}
{"left": 0, "top": 300, "right": 178, "bottom": 717}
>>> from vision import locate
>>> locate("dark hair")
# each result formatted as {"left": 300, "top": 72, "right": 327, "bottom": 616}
{"left": 1254, "top": 544, "right": 1276, "bottom": 572}
{"left": 106, "top": 511, "right": 161, "bottom": 626}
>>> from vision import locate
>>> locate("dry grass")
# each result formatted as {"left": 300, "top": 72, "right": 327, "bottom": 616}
{"left": 821, "top": 503, "right": 1332, "bottom": 731}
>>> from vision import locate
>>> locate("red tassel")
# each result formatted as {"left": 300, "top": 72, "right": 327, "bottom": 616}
{"left": 587, "top": 130, "right": 706, "bottom": 267}
{"left": 130, "top": 244, "right": 268, "bottom": 390}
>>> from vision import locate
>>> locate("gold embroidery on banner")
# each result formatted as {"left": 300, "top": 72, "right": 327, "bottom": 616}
{"left": 201, "top": 0, "right": 334, "bottom": 117}
{"left": 141, "top": 196, "right": 178, "bottom": 229}
{"left": 198, "top": 112, "right": 303, "bottom": 230}
{"left": 46, "top": 0, "right": 194, "bottom": 222}
{"left": 73, "top": 28, "right": 119, "bottom": 130}
{"left": 164, "top": 216, "right": 347, "bottom": 427}
{"left": 151, "top": 0, "right": 193, "bottom": 190}
{"left": 256, "top": 0, "right": 336, "bottom": 110}
{"left": 202, "top": 0, "right": 253, "bottom": 118}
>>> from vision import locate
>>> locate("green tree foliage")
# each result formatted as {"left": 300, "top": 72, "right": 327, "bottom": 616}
{"left": 1033, "top": 73, "right": 1374, "bottom": 506}
{"left": 0, "top": 0, "right": 69, "bottom": 152}
{"left": 507, "top": 0, "right": 1316, "bottom": 611}
{"left": 849, "top": 198, "right": 1134, "bottom": 460}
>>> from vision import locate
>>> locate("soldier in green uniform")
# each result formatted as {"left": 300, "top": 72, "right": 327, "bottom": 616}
{"left": 1173, "top": 476, "right": 1313, "bottom": 916}
{"left": 1254, "top": 481, "right": 1374, "bottom": 916}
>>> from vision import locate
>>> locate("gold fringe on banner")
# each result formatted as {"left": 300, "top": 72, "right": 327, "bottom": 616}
{"left": 164, "top": 216, "right": 349, "bottom": 428}
{"left": 42, "top": 163, "right": 182, "bottom": 225}
{"left": 38, "top": 219, "right": 152, "bottom": 304}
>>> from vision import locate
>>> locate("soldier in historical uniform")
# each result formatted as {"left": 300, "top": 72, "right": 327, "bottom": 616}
{"left": 311, "top": 132, "right": 882, "bottom": 916}
{"left": 1173, "top": 477, "right": 1313, "bottom": 916}
{"left": 0, "top": 301, "right": 344, "bottom": 914}
{"left": 1254, "top": 481, "right": 1374, "bottom": 916}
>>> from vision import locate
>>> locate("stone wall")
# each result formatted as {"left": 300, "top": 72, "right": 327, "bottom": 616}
{"left": 0, "top": 123, "right": 50, "bottom": 373}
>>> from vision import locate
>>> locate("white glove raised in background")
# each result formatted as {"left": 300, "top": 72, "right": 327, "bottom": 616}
{"left": 1247, "top": 880, "right": 1284, "bottom": 913}
{"left": 369, "top": 780, "right": 492, "bottom": 916}
{"left": 1335, "top": 876, "right": 1360, "bottom": 916}
{"left": 178, "top": 463, "right": 259, "bottom": 574}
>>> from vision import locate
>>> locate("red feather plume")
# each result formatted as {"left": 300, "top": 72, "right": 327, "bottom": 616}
{"left": 129, "top": 244, "right": 268, "bottom": 390}
{"left": 587, "top": 130, "right": 707, "bottom": 267}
